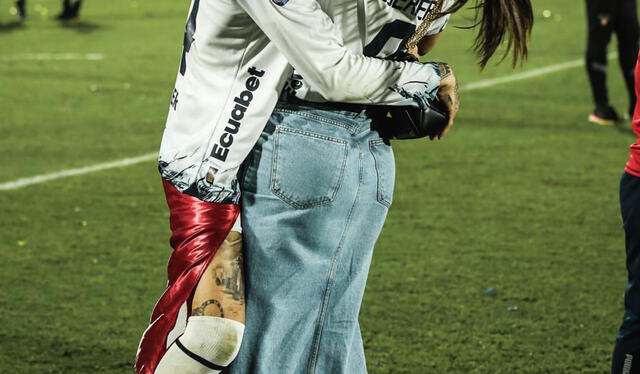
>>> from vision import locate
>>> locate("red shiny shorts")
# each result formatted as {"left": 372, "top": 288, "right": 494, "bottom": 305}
{"left": 135, "top": 179, "right": 239, "bottom": 374}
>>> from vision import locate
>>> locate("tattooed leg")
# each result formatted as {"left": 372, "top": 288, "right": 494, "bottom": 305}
{"left": 191, "top": 230, "right": 245, "bottom": 323}
{"left": 156, "top": 230, "right": 245, "bottom": 374}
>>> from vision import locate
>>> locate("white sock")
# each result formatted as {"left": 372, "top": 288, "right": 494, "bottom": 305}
{"left": 231, "top": 215, "right": 242, "bottom": 233}
{"left": 155, "top": 316, "right": 245, "bottom": 374}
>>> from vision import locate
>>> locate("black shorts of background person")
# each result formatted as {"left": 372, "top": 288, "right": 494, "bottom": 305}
{"left": 57, "top": 0, "right": 82, "bottom": 21}
{"left": 613, "top": 173, "right": 640, "bottom": 374}
{"left": 585, "top": 0, "right": 639, "bottom": 125}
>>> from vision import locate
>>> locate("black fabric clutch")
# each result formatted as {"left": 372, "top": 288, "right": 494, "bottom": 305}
{"left": 368, "top": 100, "right": 449, "bottom": 140}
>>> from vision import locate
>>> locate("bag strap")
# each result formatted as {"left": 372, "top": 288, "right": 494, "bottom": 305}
{"left": 405, "top": 0, "right": 445, "bottom": 51}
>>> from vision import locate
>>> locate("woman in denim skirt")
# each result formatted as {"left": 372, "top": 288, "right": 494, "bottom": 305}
{"left": 231, "top": 0, "right": 534, "bottom": 372}
{"left": 237, "top": 101, "right": 399, "bottom": 373}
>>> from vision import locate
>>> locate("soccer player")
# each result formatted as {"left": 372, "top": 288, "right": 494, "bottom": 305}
{"left": 231, "top": 0, "right": 533, "bottom": 372}
{"left": 612, "top": 51, "right": 640, "bottom": 374}
{"left": 585, "top": 0, "right": 639, "bottom": 125}
{"left": 136, "top": 0, "right": 463, "bottom": 373}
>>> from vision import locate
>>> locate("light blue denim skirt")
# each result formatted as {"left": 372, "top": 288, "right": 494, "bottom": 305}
{"left": 229, "top": 102, "right": 395, "bottom": 374}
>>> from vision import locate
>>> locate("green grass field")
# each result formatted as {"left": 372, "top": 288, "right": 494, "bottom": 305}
{"left": 0, "top": 1, "right": 636, "bottom": 373}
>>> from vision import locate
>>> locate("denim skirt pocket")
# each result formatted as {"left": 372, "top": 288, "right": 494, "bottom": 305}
{"left": 369, "top": 139, "right": 395, "bottom": 208}
{"left": 271, "top": 126, "right": 349, "bottom": 209}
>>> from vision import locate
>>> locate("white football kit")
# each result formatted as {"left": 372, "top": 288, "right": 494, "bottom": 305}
{"left": 158, "top": 0, "right": 452, "bottom": 203}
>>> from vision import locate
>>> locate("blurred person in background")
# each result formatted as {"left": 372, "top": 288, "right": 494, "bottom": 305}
{"left": 11, "top": 0, "right": 82, "bottom": 22}
{"left": 585, "top": 0, "right": 639, "bottom": 125}
{"left": 612, "top": 51, "right": 640, "bottom": 374}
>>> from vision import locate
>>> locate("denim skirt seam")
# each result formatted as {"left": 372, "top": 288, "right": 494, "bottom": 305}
{"left": 307, "top": 142, "right": 363, "bottom": 374}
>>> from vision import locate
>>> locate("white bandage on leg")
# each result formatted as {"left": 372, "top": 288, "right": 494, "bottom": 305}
{"left": 155, "top": 316, "right": 245, "bottom": 374}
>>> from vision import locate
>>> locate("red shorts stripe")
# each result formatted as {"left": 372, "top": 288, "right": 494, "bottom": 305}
{"left": 135, "top": 179, "right": 240, "bottom": 374}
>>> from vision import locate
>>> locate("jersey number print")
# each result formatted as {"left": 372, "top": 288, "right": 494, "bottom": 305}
{"left": 364, "top": 20, "right": 416, "bottom": 57}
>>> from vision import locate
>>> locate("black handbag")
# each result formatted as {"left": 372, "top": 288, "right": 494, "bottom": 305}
{"left": 368, "top": 100, "right": 449, "bottom": 140}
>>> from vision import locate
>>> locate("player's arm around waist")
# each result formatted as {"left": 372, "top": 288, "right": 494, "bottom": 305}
{"left": 236, "top": 0, "right": 441, "bottom": 106}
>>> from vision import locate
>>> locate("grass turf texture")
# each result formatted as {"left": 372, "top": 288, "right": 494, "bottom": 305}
{"left": 0, "top": 0, "right": 635, "bottom": 373}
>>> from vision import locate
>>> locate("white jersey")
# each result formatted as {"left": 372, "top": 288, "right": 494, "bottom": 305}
{"left": 289, "top": 0, "right": 452, "bottom": 101}
{"left": 159, "top": 0, "right": 452, "bottom": 203}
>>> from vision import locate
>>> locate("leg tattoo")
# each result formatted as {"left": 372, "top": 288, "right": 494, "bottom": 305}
{"left": 192, "top": 299, "right": 224, "bottom": 317}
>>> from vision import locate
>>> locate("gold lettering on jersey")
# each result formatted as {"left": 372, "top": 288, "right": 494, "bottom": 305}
{"left": 382, "top": 0, "right": 436, "bottom": 21}
{"left": 211, "top": 67, "right": 265, "bottom": 162}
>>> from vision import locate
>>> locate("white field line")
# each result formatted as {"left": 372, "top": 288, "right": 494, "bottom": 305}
{"left": 0, "top": 153, "right": 157, "bottom": 191}
{"left": 0, "top": 53, "right": 104, "bottom": 62}
{"left": 461, "top": 59, "right": 584, "bottom": 91}
{"left": 461, "top": 52, "right": 617, "bottom": 92}
{"left": 0, "top": 54, "right": 615, "bottom": 191}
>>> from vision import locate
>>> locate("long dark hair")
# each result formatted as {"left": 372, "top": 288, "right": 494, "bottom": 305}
{"left": 445, "top": 0, "right": 534, "bottom": 68}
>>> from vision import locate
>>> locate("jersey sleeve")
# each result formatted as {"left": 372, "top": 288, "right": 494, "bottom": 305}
{"left": 235, "top": 0, "right": 441, "bottom": 106}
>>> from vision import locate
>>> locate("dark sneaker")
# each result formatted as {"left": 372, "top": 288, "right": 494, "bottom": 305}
{"left": 15, "top": 0, "right": 26, "bottom": 21}
{"left": 57, "top": 0, "right": 73, "bottom": 20}
{"left": 57, "top": 9, "right": 72, "bottom": 19}
{"left": 58, "top": 0, "right": 81, "bottom": 21}
{"left": 70, "top": 0, "right": 82, "bottom": 19}
{"left": 589, "top": 105, "right": 620, "bottom": 126}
